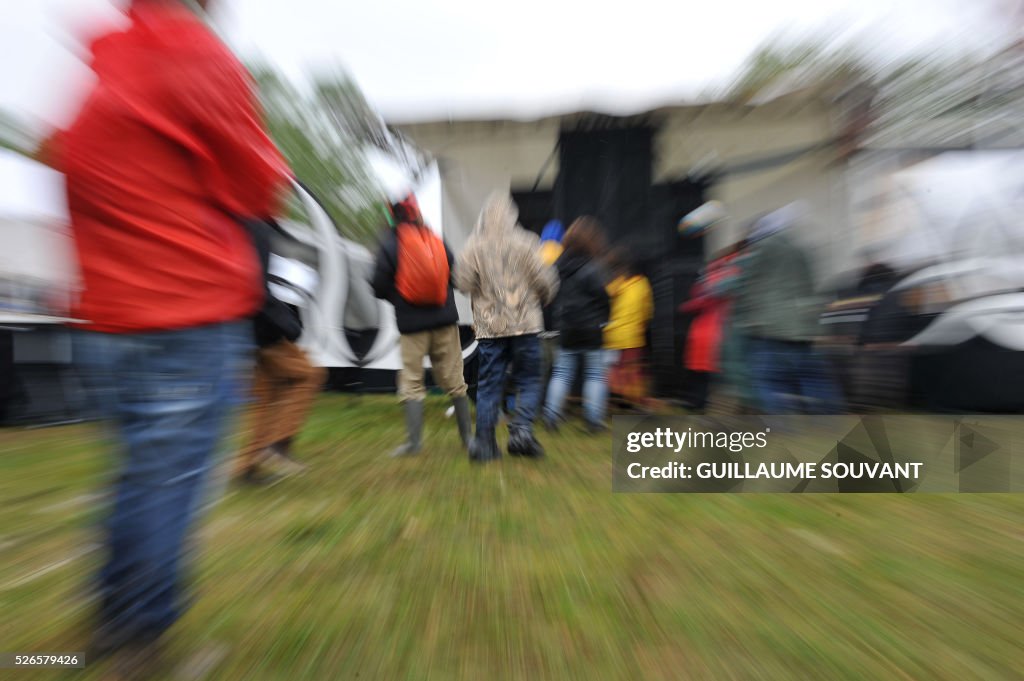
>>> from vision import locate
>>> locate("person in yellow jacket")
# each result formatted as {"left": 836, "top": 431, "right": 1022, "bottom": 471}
{"left": 604, "top": 250, "right": 654, "bottom": 409}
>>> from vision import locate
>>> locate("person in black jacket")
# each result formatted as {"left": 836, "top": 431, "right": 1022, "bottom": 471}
{"left": 235, "top": 219, "right": 326, "bottom": 485}
{"left": 541, "top": 217, "right": 612, "bottom": 432}
{"left": 372, "top": 195, "right": 472, "bottom": 457}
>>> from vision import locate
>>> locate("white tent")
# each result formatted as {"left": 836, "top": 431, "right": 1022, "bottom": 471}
{"left": 857, "top": 151, "right": 1024, "bottom": 271}
{"left": 0, "top": 150, "right": 75, "bottom": 321}
{"left": 856, "top": 151, "right": 1024, "bottom": 351}
{"left": 284, "top": 154, "right": 482, "bottom": 374}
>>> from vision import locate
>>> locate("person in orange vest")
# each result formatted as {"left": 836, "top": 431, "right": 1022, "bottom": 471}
{"left": 372, "top": 194, "right": 472, "bottom": 456}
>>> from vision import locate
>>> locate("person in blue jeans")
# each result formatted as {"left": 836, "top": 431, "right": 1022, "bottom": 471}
{"left": 75, "top": 322, "right": 251, "bottom": 658}
{"left": 542, "top": 217, "right": 613, "bottom": 432}
{"left": 40, "top": 1, "right": 291, "bottom": 673}
{"left": 475, "top": 335, "right": 545, "bottom": 457}
{"left": 734, "top": 204, "right": 844, "bottom": 414}
{"left": 455, "top": 193, "right": 559, "bottom": 462}
{"left": 748, "top": 338, "right": 844, "bottom": 414}
{"left": 544, "top": 347, "right": 616, "bottom": 430}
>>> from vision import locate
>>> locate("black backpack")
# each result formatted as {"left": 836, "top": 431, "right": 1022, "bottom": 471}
{"left": 244, "top": 219, "right": 304, "bottom": 347}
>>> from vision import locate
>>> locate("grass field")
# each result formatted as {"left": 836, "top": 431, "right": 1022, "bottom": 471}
{"left": 1, "top": 394, "right": 1022, "bottom": 680}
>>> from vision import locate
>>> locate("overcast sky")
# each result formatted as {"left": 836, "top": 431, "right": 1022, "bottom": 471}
{"left": 1, "top": 0, "right": 1016, "bottom": 127}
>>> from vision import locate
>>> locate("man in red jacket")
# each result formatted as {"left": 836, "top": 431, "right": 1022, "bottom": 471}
{"left": 41, "top": 0, "right": 290, "bottom": 673}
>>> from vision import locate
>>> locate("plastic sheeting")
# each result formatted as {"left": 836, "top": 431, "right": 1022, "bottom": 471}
{"left": 856, "top": 151, "right": 1024, "bottom": 270}
{"left": 0, "top": 149, "right": 66, "bottom": 220}
{"left": 0, "top": 151, "right": 75, "bottom": 320}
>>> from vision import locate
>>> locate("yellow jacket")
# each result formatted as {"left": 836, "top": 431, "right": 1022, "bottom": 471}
{"left": 604, "top": 275, "right": 653, "bottom": 350}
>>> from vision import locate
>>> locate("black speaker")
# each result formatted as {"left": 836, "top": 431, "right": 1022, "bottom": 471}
{"left": 551, "top": 121, "right": 713, "bottom": 400}
{"left": 0, "top": 329, "right": 16, "bottom": 423}
{"left": 556, "top": 126, "right": 653, "bottom": 245}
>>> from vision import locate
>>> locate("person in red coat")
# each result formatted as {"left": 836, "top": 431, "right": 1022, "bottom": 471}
{"left": 680, "top": 249, "right": 740, "bottom": 410}
{"left": 39, "top": 1, "right": 290, "bottom": 674}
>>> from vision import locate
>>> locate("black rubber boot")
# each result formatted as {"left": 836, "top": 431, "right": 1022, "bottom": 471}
{"left": 468, "top": 429, "right": 500, "bottom": 464}
{"left": 452, "top": 396, "right": 472, "bottom": 449}
{"left": 508, "top": 426, "right": 545, "bottom": 459}
{"left": 390, "top": 400, "right": 424, "bottom": 457}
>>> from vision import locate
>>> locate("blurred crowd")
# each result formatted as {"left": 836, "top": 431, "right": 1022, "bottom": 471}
{"left": 445, "top": 194, "right": 854, "bottom": 454}
{"left": 678, "top": 204, "right": 845, "bottom": 417}
{"left": 13, "top": 0, "right": 1008, "bottom": 678}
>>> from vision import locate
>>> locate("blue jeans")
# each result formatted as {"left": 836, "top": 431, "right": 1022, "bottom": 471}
{"left": 476, "top": 335, "right": 541, "bottom": 435}
{"left": 74, "top": 321, "right": 248, "bottom": 646}
{"left": 749, "top": 338, "right": 844, "bottom": 414}
{"left": 543, "top": 347, "right": 613, "bottom": 426}
{"left": 199, "top": 325, "right": 256, "bottom": 515}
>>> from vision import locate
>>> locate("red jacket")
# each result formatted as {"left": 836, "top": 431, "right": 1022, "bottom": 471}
{"left": 680, "top": 254, "right": 738, "bottom": 373}
{"left": 48, "top": 1, "right": 290, "bottom": 332}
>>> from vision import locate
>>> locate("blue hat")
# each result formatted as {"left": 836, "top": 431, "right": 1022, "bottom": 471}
{"left": 540, "top": 219, "right": 565, "bottom": 243}
{"left": 678, "top": 201, "right": 725, "bottom": 237}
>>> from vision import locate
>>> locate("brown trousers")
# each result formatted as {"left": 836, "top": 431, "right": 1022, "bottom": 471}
{"left": 398, "top": 325, "right": 468, "bottom": 402}
{"left": 235, "top": 340, "right": 326, "bottom": 475}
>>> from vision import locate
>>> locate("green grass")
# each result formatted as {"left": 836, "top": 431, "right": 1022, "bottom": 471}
{"left": 0, "top": 395, "right": 1022, "bottom": 680}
